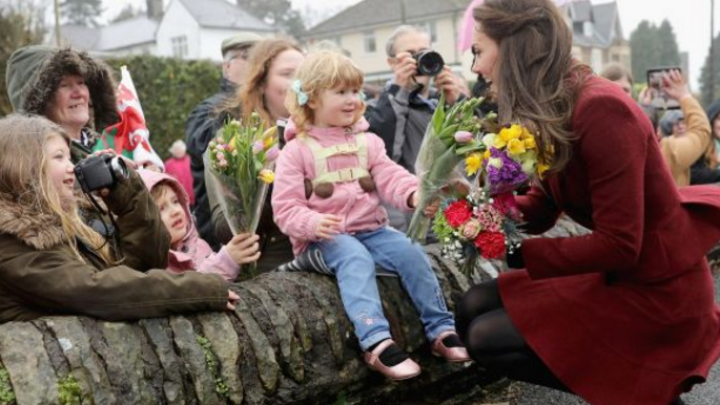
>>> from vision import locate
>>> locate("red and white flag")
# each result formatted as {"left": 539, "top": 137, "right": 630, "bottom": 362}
{"left": 96, "top": 66, "right": 164, "bottom": 170}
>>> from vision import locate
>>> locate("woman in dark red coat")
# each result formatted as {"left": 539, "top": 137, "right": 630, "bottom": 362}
{"left": 457, "top": 1, "right": 720, "bottom": 405}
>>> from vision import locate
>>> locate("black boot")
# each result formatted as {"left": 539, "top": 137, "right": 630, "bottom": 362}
{"left": 669, "top": 398, "right": 686, "bottom": 405}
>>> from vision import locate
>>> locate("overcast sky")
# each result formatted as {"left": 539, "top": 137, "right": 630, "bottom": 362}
{"left": 104, "top": 0, "right": 716, "bottom": 89}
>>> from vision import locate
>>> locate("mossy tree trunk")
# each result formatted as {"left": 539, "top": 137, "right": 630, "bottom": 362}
{"left": 0, "top": 218, "right": 716, "bottom": 405}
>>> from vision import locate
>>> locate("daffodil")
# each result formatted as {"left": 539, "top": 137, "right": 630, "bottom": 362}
{"left": 495, "top": 124, "right": 523, "bottom": 149}
{"left": 520, "top": 126, "right": 534, "bottom": 140}
{"left": 507, "top": 138, "right": 526, "bottom": 156}
{"left": 482, "top": 133, "right": 496, "bottom": 149}
{"left": 465, "top": 153, "right": 483, "bottom": 176}
{"left": 523, "top": 136, "right": 537, "bottom": 150}
{"left": 537, "top": 163, "right": 550, "bottom": 179}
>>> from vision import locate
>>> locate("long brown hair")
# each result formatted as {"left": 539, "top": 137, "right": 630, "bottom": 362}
{"left": 220, "top": 38, "right": 303, "bottom": 125}
{"left": 474, "top": 0, "right": 591, "bottom": 172}
{"left": 0, "top": 114, "right": 112, "bottom": 262}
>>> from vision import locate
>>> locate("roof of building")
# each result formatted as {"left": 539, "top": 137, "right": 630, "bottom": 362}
{"left": 306, "top": 0, "right": 473, "bottom": 37}
{"left": 55, "top": 25, "right": 100, "bottom": 50}
{"left": 178, "top": 0, "right": 274, "bottom": 31}
{"left": 564, "top": 0, "right": 623, "bottom": 49}
{"left": 97, "top": 16, "right": 159, "bottom": 51}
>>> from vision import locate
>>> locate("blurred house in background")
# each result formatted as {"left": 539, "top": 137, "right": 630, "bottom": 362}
{"left": 50, "top": 0, "right": 276, "bottom": 62}
{"left": 302, "top": 0, "right": 630, "bottom": 85}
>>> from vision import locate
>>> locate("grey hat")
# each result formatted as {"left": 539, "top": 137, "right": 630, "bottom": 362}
{"left": 221, "top": 32, "right": 263, "bottom": 55}
{"left": 659, "top": 110, "right": 684, "bottom": 136}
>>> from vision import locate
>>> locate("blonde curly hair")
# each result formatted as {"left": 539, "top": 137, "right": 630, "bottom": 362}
{"left": 285, "top": 50, "right": 366, "bottom": 135}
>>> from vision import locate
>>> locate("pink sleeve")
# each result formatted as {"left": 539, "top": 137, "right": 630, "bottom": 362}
{"left": 196, "top": 246, "right": 240, "bottom": 281}
{"left": 366, "top": 134, "right": 418, "bottom": 211}
{"left": 271, "top": 141, "right": 324, "bottom": 241}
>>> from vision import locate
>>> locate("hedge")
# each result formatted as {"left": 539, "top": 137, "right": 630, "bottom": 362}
{"left": 104, "top": 55, "right": 223, "bottom": 160}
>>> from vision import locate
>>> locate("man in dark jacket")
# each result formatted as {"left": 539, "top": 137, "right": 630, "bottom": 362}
{"left": 185, "top": 32, "right": 262, "bottom": 250}
{"left": 365, "top": 25, "right": 461, "bottom": 231}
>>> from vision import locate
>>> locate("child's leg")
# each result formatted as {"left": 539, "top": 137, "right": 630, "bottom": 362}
{"left": 356, "top": 227, "right": 455, "bottom": 342}
{"left": 311, "top": 234, "right": 391, "bottom": 351}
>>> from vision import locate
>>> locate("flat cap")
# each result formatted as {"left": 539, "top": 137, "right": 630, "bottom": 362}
{"left": 221, "top": 32, "right": 263, "bottom": 55}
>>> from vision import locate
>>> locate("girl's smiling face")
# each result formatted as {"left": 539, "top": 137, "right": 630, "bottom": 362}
{"left": 309, "top": 85, "right": 364, "bottom": 128}
{"left": 43, "top": 135, "right": 75, "bottom": 207}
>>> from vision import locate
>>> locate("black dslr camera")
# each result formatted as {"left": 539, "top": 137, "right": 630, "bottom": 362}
{"left": 74, "top": 154, "right": 128, "bottom": 193}
{"left": 413, "top": 50, "right": 445, "bottom": 76}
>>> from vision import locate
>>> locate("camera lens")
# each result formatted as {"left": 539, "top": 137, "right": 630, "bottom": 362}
{"left": 109, "top": 157, "right": 128, "bottom": 181}
{"left": 414, "top": 50, "right": 445, "bottom": 77}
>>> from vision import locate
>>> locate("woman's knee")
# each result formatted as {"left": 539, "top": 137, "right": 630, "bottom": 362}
{"left": 458, "top": 281, "right": 502, "bottom": 321}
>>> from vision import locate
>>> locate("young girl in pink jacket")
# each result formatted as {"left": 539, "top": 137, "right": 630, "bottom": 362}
{"left": 139, "top": 169, "right": 260, "bottom": 281}
{"left": 271, "top": 50, "right": 469, "bottom": 381}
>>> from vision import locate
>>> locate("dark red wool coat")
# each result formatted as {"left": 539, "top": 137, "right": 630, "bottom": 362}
{"left": 500, "top": 76, "right": 720, "bottom": 405}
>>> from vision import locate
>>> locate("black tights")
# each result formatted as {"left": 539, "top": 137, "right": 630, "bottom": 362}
{"left": 457, "top": 280, "right": 685, "bottom": 404}
{"left": 457, "top": 279, "right": 569, "bottom": 393}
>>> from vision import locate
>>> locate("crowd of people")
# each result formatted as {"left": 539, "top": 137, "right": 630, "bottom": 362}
{"left": 1, "top": 0, "right": 720, "bottom": 403}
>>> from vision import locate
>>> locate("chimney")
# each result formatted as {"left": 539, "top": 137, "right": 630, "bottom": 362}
{"left": 147, "top": 0, "right": 164, "bottom": 19}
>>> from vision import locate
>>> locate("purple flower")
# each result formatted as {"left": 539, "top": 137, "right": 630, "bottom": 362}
{"left": 484, "top": 148, "right": 528, "bottom": 194}
{"left": 252, "top": 141, "right": 264, "bottom": 154}
{"left": 265, "top": 146, "right": 279, "bottom": 162}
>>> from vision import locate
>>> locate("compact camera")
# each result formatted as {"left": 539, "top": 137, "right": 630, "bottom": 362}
{"left": 413, "top": 50, "right": 445, "bottom": 76}
{"left": 74, "top": 154, "right": 128, "bottom": 193}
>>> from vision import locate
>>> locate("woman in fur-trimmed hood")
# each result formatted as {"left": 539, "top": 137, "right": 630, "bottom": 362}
{"left": 5, "top": 45, "right": 119, "bottom": 159}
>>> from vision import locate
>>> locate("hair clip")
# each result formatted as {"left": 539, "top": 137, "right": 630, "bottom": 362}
{"left": 292, "top": 79, "right": 308, "bottom": 106}
{"left": 359, "top": 91, "right": 367, "bottom": 102}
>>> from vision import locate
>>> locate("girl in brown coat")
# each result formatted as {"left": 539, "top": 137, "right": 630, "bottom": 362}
{"left": 0, "top": 114, "right": 237, "bottom": 323}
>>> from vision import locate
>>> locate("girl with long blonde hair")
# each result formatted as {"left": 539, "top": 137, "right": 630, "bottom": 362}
{"left": 0, "top": 114, "right": 237, "bottom": 323}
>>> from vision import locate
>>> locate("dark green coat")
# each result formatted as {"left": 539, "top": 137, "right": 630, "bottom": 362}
{"left": 0, "top": 168, "right": 228, "bottom": 323}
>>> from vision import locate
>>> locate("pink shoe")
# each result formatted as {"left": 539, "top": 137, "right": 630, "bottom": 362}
{"left": 431, "top": 331, "right": 471, "bottom": 363}
{"left": 363, "top": 339, "right": 421, "bottom": 381}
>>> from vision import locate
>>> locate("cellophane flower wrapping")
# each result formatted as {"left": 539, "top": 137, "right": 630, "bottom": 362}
{"left": 406, "top": 95, "right": 486, "bottom": 242}
{"left": 204, "top": 113, "right": 279, "bottom": 276}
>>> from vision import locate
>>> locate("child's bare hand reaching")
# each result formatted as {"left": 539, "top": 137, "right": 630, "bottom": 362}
{"left": 315, "top": 215, "right": 342, "bottom": 239}
{"left": 226, "top": 233, "right": 261, "bottom": 265}
{"left": 410, "top": 191, "right": 440, "bottom": 218}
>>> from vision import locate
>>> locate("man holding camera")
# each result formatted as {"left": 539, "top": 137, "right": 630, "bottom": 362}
{"left": 366, "top": 25, "right": 461, "bottom": 231}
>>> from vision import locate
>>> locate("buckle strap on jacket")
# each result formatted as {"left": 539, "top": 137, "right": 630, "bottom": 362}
{"left": 301, "top": 134, "right": 369, "bottom": 185}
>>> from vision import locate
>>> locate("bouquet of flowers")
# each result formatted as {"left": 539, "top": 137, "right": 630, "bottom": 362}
{"left": 433, "top": 190, "right": 523, "bottom": 275}
{"left": 406, "top": 95, "right": 487, "bottom": 242}
{"left": 434, "top": 122, "right": 549, "bottom": 275}
{"left": 205, "top": 112, "right": 279, "bottom": 245}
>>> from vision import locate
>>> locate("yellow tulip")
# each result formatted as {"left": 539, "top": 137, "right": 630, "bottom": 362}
{"left": 258, "top": 169, "right": 275, "bottom": 184}
{"left": 523, "top": 137, "right": 537, "bottom": 150}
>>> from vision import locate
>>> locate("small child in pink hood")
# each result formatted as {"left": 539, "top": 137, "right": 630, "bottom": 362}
{"left": 272, "top": 51, "right": 469, "bottom": 381}
{"left": 139, "top": 169, "right": 260, "bottom": 281}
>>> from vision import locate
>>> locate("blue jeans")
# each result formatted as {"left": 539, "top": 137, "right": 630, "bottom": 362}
{"left": 310, "top": 226, "right": 456, "bottom": 351}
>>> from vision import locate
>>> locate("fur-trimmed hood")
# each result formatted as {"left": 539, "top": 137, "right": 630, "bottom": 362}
{"left": 0, "top": 193, "right": 65, "bottom": 250}
{"left": 5, "top": 45, "right": 119, "bottom": 131}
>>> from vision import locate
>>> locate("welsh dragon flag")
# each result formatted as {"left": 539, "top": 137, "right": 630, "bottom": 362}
{"left": 95, "top": 66, "right": 164, "bottom": 170}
